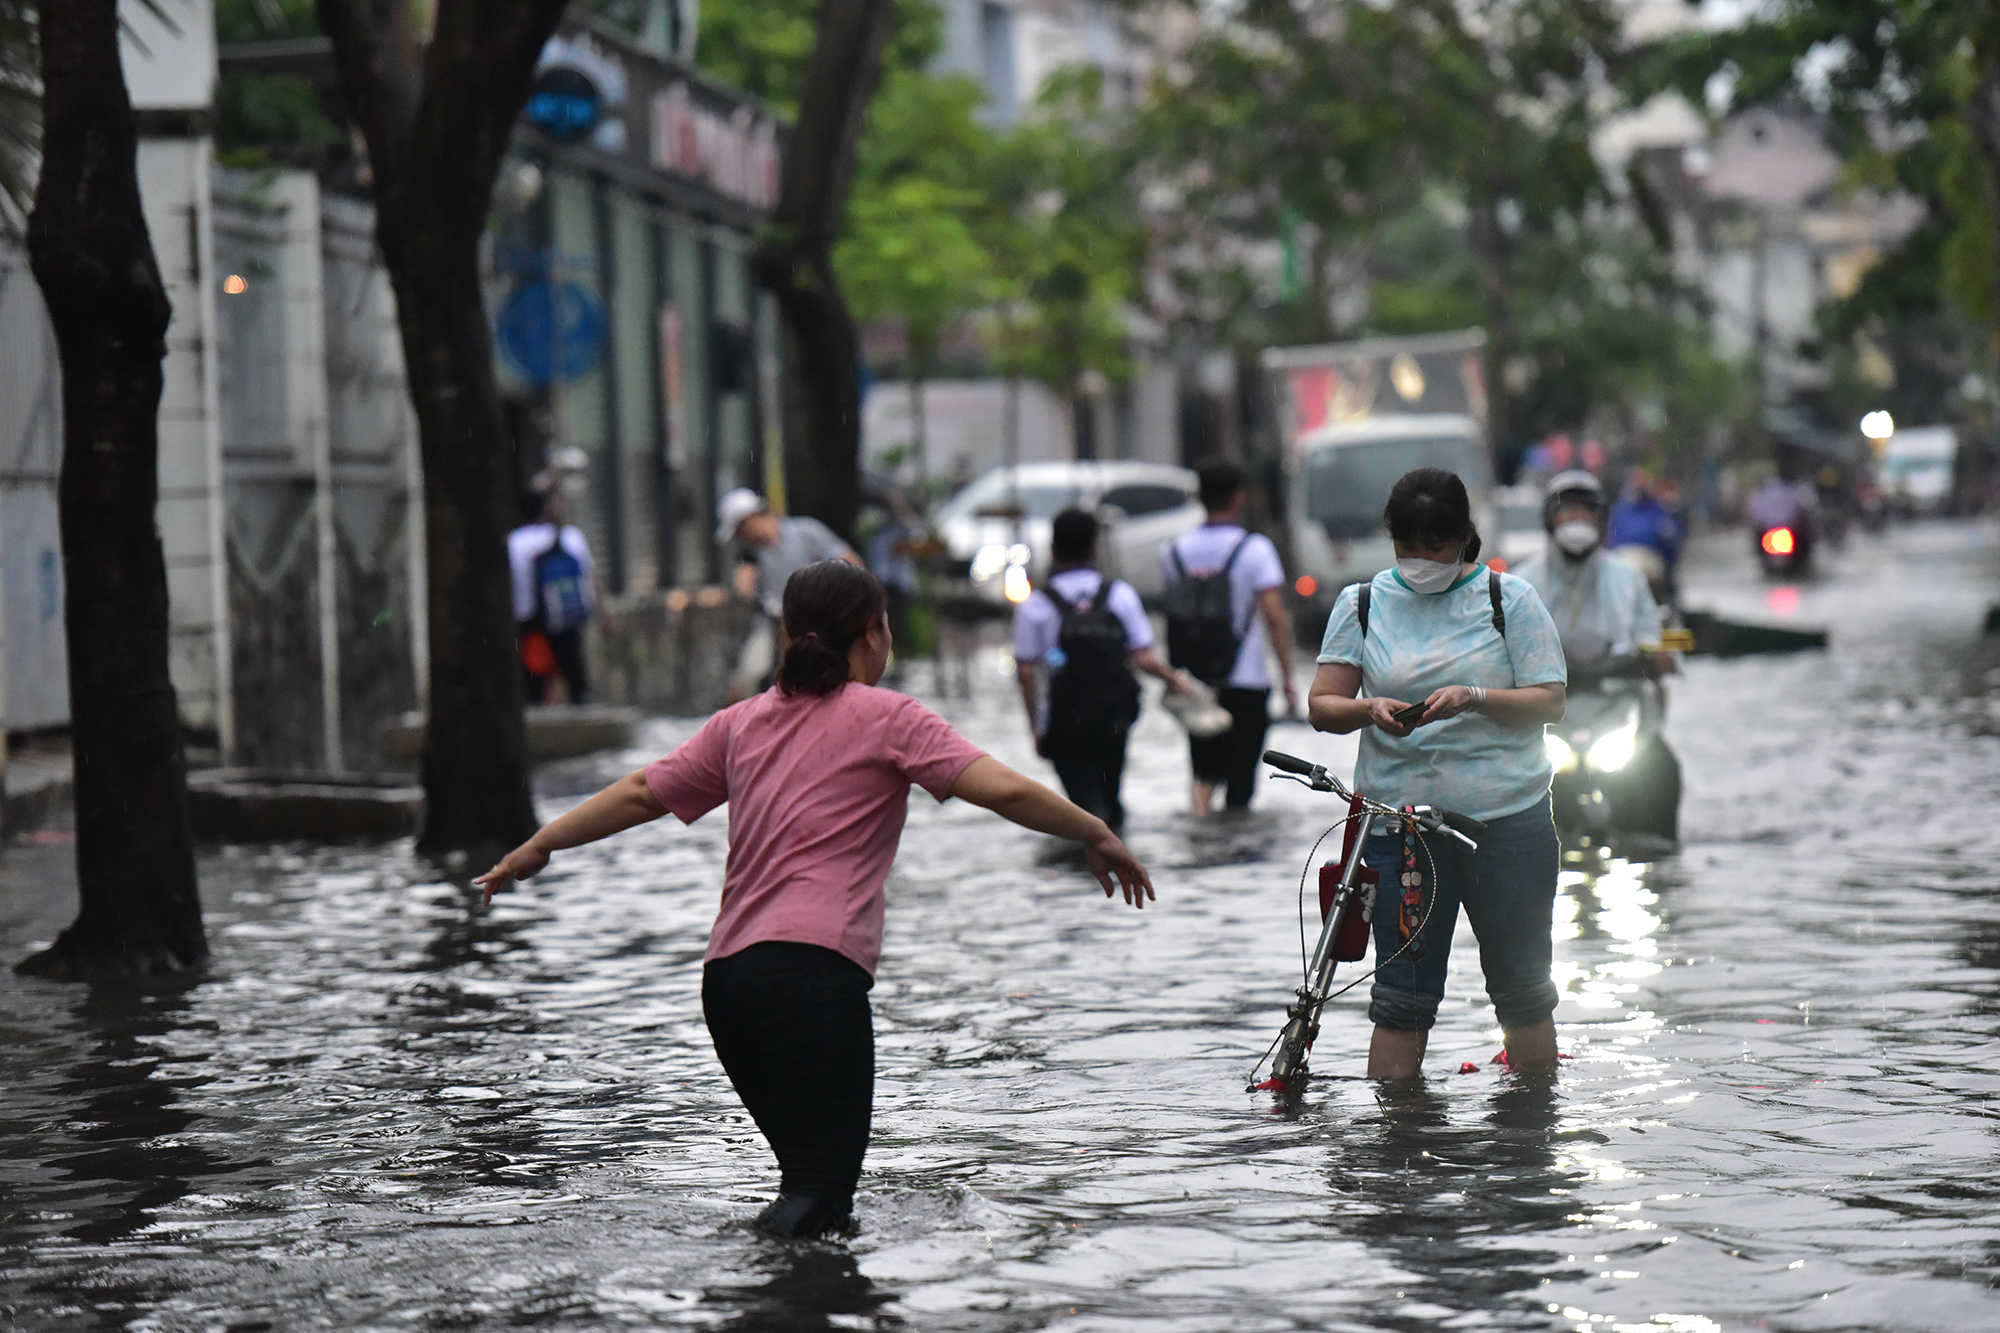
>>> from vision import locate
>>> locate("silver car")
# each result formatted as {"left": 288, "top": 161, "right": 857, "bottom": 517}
{"left": 935, "top": 461, "right": 1206, "bottom": 604}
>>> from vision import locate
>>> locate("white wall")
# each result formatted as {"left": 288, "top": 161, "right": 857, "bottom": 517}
{"left": 0, "top": 242, "right": 69, "bottom": 731}
{"left": 139, "top": 137, "right": 233, "bottom": 751}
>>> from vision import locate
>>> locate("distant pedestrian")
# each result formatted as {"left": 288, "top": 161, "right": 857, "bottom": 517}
{"left": 1014, "top": 509, "right": 1188, "bottom": 830}
{"left": 716, "top": 488, "right": 860, "bottom": 701}
{"left": 1159, "top": 461, "right": 1297, "bottom": 815}
{"left": 510, "top": 483, "right": 614, "bottom": 705}
{"left": 476, "top": 560, "right": 1155, "bottom": 1239}
{"left": 1605, "top": 468, "right": 1686, "bottom": 603}
{"left": 862, "top": 477, "right": 923, "bottom": 687}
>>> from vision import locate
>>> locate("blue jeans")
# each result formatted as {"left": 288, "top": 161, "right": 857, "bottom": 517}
{"left": 1362, "top": 795, "right": 1560, "bottom": 1032}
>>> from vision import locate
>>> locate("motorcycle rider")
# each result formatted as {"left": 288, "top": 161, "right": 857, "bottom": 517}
{"left": 1514, "top": 471, "right": 1670, "bottom": 671}
{"left": 1514, "top": 470, "right": 1680, "bottom": 840}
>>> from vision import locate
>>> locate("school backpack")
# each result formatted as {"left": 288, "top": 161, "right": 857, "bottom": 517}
{"left": 533, "top": 532, "right": 592, "bottom": 634}
{"left": 1042, "top": 581, "right": 1141, "bottom": 734}
{"left": 1162, "top": 534, "right": 1253, "bottom": 686}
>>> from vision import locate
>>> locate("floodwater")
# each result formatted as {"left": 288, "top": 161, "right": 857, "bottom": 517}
{"left": 4, "top": 520, "right": 2000, "bottom": 1332}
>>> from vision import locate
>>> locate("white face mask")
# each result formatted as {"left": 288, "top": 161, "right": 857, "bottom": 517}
{"left": 1397, "top": 555, "right": 1463, "bottom": 594}
{"left": 1553, "top": 520, "right": 1601, "bottom": 558}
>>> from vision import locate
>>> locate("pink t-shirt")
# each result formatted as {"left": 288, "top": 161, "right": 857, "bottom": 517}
{"left": 644, "top": 683, "right": 987, "bottom": 977}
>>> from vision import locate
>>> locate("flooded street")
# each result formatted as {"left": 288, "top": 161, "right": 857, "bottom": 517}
{"left": 5, "top": 519, "right": 2000, "bottom": 1332}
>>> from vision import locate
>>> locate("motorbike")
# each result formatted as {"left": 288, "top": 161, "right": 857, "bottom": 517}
{"left": 1546, "top": 632, "right": 1681, "bottom": 849}
{"left": 1746, "top": 480, "right": 1818, "bottom": 578}
{"left": 1754, "top": 518, "right": 1814, "bottom": 577}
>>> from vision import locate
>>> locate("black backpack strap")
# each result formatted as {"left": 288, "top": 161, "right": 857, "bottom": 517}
{"left": 1220, "top": 532, "right": 1251, "bottom": 575}
{"left": 1357, "top": 581, "right": 1371, "bottom": 639}
{"left": 1488, "top": 567, "right": 1506, "bottom": 638}
{"left": 1169, "top": 543, "right": 1190, "bottom": 582}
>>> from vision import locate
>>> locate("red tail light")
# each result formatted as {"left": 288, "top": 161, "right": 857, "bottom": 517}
{"left": 1761, "top": 526, "right": 1796, "bottom": 556}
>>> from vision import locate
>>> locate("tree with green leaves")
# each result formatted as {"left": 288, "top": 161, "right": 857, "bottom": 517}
{"left": 989, "top": 77, "right": 1145, "bottom": 459}
{"left": 835, "top": 70, "right": 998, "bottom": 493}
{"left": 1142, "top": 0, "right": 1636, "bottom": 460}
{"left": 1630, "top": 0, "right": 2000, "bottom": 423}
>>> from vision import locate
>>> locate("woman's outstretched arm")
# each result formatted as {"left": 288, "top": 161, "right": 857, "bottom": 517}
{"left": 949, "top": 756, "right": 1156, "bottom": 909}
{"left": 473, "top": 770, "right": 667, "bottom": 904}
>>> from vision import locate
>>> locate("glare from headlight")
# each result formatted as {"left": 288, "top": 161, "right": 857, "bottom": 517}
{"left": 1006, "top": 542, "right": 1031, "bottom": 565}
{"left": 970, "top": 544, "right": 1008, "bottom": 582}
{"left": 1545, "top": 732, "right": 1578, "bottom": 774}
{"left": 1586, "top": 721, "right": 1638, "bottom": 773}
{"left": 1002, "top": 564, "right": 1032, "bottom": 603}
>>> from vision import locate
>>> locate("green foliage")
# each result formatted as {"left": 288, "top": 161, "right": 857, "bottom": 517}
{"left": 1137, "top": 0, "right": 1728, "bottom": 460}
{"left": 1628, "top": 0, "right": 2000, "bottom": 408}
{"left": 692, "top": 0, "right": 943, "bottom": 116}
{"left": 214, "top": 0, "right": 320, "bottom": 41}
{"left": 836, "top": 74, "right": 1000, "bottom": 372}
{"left": 216, "top": 72, "right": 346, "bottom": 170}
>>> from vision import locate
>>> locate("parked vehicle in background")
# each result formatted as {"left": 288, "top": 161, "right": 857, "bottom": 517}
{"left": 934, "top": 461, "right": 1204, "bottom": 605}
{"left": 1261, "top": 329, "right": 1494, "bottom": 628}
{"left": 1880, "top": 426, "right": 1958, "bottom": 516}
{"left": 1491, "top": 484, "right": 1547, "bottom": 570}
{"left": 1286, "top": 414, "right": 1497, "bottom": 624}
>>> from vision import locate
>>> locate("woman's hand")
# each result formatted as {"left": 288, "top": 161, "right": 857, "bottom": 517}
{"left": 1362, "top": 696, "right": 1419, "bottom": 737}
{"left": 1084, "top": 831, "right": 1155, "bottom": 909}
{"left": 473, "top": 842, "right": 550, "bottom": 905}
{"left": 1418, "top": 684, "right": 1480, "bottom": 723}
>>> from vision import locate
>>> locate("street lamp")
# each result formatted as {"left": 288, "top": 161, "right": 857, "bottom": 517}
{"left": 1860, "top": 410, "right": 1894, "bottom": 441}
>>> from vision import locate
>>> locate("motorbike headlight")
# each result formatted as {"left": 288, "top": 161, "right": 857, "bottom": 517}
{"left": 1545, "top": 732, "right": 1579, "bottom": 774}
{"left": 969, "top": 544, "right": 1008, "bottom": 582}
{"left": 1586, "top": 720, "right": 1639, "bottom": 773}
{"left": 1002, "top": 564, "right": 1032, "bottom": 604}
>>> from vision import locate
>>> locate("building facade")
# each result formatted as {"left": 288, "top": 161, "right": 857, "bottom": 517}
{"left": 0, "top": 2, "right": 785, "bottom": 770}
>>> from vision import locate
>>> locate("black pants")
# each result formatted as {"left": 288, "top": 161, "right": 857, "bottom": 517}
{"left": 1041, "top": 725, "right": 1131, "bottom": 830}
{"left": 523, "top": 626, "right": 588, "bottom": 704}
{"left": 702, "top": 941, "right": 875, "bottom": 1215}
{"left": 1187, "top": 687, "right": 1270, "bottom": 809}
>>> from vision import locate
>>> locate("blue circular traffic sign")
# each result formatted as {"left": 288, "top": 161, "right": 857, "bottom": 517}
{"left": 495, "top": 279, "right": 605, "bottom": 386}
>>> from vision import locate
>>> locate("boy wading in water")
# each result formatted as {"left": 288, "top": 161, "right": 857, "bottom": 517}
{"left": 475, "top": 560, "right": 1155, "bottom": 1239}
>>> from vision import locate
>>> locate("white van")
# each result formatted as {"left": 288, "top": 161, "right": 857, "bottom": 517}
{"left": 1287, "top": 413, "right": 1496, "bottom": 605}
{"left": 1880, "top": 426, "right": 1957, "bottom": 515}
{"left": 934, "top": 461, "right": 1205, "bottom": 604}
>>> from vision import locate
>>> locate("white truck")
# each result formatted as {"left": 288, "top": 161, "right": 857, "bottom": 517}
{"left": 1262, "top": 330, "right": 1496, "bottom": 627}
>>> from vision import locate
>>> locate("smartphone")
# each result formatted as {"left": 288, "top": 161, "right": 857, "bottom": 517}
{"left": 1391, "top": 702, "right": 1430, "bottom": 728}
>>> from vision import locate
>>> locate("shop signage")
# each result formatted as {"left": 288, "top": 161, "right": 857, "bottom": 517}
{"left": 650, "top": 84, "right": 780, "bottom": 211}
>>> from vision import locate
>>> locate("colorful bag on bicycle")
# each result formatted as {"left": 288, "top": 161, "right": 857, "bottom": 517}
{"left": 1318, "top": 793, "right": 1377, "bottom": 961}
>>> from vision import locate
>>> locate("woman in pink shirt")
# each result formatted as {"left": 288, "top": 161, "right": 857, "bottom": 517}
{"left": 475, "top": 560, "right": 1154, "bottom": 1238}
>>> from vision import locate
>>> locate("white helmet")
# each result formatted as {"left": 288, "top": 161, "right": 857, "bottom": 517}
{"left": 1542, "top": 469, "right": 1606, "bottom": 533}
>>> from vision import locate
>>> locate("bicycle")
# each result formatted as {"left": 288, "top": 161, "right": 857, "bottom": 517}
{"left": 1248, "top": 749, "right": 1487, "bottom": 1094}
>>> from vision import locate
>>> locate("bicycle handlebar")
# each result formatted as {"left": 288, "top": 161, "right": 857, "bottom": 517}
{"left": 1436, "top": 808, "right": 1487, "bottom": 839}
{"left": 1262, "top": 749, "right": 1317, "bottom": 776}
{"left": 1262, "top": 749, "right": 1484, "bottom": 847}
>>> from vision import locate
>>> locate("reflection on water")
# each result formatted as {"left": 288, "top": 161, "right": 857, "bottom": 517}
{"left": 3, "top": 521, "right": 2000, "bottom": 1329}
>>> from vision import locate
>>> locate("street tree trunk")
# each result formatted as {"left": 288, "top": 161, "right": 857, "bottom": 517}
{"left": 18, "top": 0, "right": 205, "bottom": 981}
{"left": 1468, "top": 187, "right": 1519, "bottom": 457}
{"left": 318, "top": 0, "right": 569, "bottom": 861}
{"left": 753, "top": 0, "right": 897, "bottom": 541}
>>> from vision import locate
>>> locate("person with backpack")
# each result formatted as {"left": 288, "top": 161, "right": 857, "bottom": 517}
{"left": 1307, "top": 467, "right": 1568, "bottom": 1080}
{"left": 475, "top": 559, "right": 1155, "bottom": 1239}
{"left": 1159, "top": 461, "right": 1297, "bottom": 815}
{"left": 510, "top": 483, "right": 616, "bottom": 704}
{"left": 1013, "top": 508, "right": 1189, "bottom": 830}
